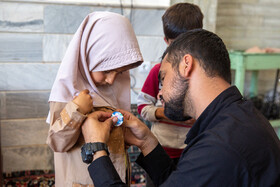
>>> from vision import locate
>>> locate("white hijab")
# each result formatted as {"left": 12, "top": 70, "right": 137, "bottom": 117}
{"left": 47, "top": 12, "right": 143, "bottom": 122}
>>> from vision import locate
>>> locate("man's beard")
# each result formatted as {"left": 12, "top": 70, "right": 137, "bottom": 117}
{"left": 164, "top": 73, "right": 192, "bottom": 121}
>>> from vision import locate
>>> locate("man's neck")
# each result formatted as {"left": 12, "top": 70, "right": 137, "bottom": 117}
{"left": 189, "top": 75, "right": 230, "bottom": 119}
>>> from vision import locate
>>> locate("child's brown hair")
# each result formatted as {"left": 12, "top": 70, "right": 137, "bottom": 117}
{"left": 162, "top": 3, "right": 204, "bottom": 40}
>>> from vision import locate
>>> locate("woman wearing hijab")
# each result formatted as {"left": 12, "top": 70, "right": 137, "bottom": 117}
{"left": 46, "top": 12, "right": 143, "bottom": 187}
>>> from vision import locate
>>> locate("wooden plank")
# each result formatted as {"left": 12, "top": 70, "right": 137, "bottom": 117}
{"left": 230, "top": 52, "right": 280, "bottom": 70}
{"left": 270, "top": 119, "right": 280, "bottom": 128}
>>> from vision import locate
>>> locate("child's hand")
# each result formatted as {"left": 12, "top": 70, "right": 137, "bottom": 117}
{"left": 183, "top": 118, "right": 196, "bottom": 126}
{"left": 73, "top": 89, "right": 93, "bottom": 115}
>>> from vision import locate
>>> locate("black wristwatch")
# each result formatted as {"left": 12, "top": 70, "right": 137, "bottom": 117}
{"left": 81, "top": 142, "right": 110, "bottom": 164}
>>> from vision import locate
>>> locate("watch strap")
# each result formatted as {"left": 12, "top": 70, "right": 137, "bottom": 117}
{"left": 81, "top": 142, "right": 110, "bottom": 164}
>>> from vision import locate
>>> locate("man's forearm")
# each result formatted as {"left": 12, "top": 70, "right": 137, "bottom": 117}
{"left": 87, "top": 143, "right": 173, "bottom": 187}
{"left": 88, "top": 156, "right": 127, "bottom": 187}
{"left": 136, "top": 144, "right": 176, "bottom": 186}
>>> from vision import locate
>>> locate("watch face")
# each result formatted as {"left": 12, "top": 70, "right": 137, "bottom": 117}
{"left": 81, "top": 142, "right": 110, "bottom": 164}
{"left": 111, "top": 111, "right": 124, "bottom": 126}
{"left": 81, "top": 144, "right": 94, "bottom": 164}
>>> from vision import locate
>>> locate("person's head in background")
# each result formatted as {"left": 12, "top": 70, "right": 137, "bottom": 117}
{"left": 157, "top": 3, "right": 204, "bottom": 116}
{"left": 162, "top": 2, "right": 204, "bottom": 45}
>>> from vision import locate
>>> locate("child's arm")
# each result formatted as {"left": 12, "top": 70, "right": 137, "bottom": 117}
{"left": 137, "top": 63, "right": 162, "bottom": 122}
{"left": 47, "top": 90, "right": 93, "bottom": 152}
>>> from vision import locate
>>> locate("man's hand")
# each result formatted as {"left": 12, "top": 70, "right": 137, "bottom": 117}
{"left": 82, "top": 111, "right": 117, "bottom": 144}
{"left": 118, "top": 109, "right": 158, "bottom": 156}
{"left": 73, "top": 89, "right": 93, "bottom": 115}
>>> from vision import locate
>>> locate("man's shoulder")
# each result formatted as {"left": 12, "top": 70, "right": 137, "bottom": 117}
{"left": 194, "top": 115, "right": 280, "bottom": 178}
{"left": 178, "top": 136, "right": 249, "bottom": 185}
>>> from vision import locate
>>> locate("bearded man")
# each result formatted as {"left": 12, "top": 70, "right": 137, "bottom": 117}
{"left": 81, "top": 29, "right": 280, "bottom": 187}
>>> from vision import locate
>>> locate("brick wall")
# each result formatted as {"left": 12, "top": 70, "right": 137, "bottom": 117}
{"left": 217, "top": 0, "right": 280, "bottom": 50}
{"left": 216, "top": 0, "right": 280, "bottom": 95}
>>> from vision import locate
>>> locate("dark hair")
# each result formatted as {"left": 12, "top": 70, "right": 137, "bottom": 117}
{"left": 162, "top": 3, "right": 204, "bottom": 40}
{"left": 164, "top": 29, "right": 231, "bottom": 84}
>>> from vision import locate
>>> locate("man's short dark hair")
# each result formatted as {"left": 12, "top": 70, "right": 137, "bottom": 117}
{"left": 162, "top": 3, "right": 204, "bottom": 40}
{"left": 164, "top": 29, "right": 231, "bottom": 84}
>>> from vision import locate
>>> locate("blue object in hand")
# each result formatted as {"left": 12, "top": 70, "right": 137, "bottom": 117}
{"left": 111, "top": 111, "right": 124, "bottom": 126}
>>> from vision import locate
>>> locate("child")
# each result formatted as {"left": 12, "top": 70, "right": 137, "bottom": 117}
{"left": 137, "top": 4, "right": 203, "bottom": 186}
{"left": 46, "top": 12, "right": 143, "bottom": 187}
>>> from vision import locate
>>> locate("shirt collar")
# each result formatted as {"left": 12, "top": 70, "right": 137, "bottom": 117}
{"left": 185, "top": 86, "right": 243, "bottom": 144}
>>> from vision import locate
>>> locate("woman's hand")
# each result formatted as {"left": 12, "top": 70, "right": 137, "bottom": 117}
{"left": 73, "top": 89, "right": 93, "bottom": 115}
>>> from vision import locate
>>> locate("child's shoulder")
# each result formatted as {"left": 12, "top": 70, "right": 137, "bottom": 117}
{"left": 149, "top": 63, "right": 161, "bottom": 74}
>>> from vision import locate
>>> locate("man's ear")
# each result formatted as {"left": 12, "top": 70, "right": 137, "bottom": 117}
{"left": 180, "top": 54, "right": 193, "bottom": 78}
